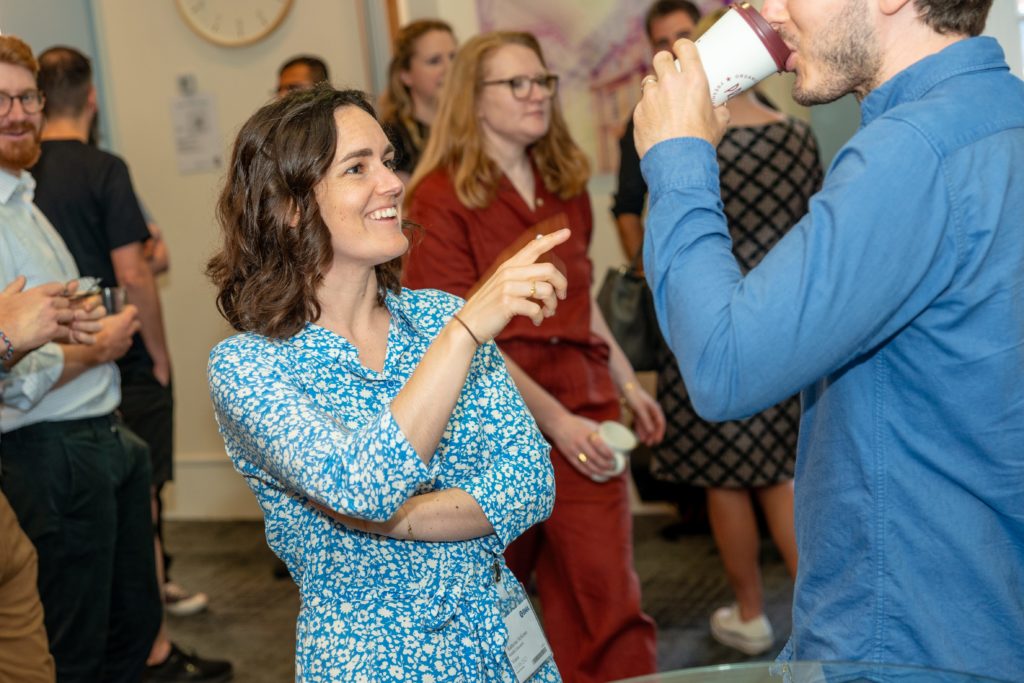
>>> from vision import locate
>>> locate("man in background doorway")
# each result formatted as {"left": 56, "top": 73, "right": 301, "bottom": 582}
{"left": 275, "top": 54, "right": 330, "bottom": 98}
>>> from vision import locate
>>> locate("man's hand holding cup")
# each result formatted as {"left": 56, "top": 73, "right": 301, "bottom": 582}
{"left": 91, "top": 305, "right": 141, "bottom": 363}
{"left": 634, "top": 41, "right": 730, "bottom": 159}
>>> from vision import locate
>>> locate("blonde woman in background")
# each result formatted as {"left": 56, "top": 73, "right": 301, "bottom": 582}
{"left": 379, "top": 19, "right": 457, "bottom": 180}
{"left": 404, "top": 31, "right": 665, "bottom": 683}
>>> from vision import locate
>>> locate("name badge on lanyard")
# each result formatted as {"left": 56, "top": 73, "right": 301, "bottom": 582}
{"left": 496, "top": 567, "right": 552, "bottom": 682}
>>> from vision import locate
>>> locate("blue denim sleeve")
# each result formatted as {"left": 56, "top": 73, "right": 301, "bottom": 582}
{"left": 640, "top": 122, "right": 957, "bottom": 420}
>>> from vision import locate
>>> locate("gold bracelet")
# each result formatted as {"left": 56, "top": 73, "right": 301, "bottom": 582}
{"left": 451, "top": 313, "right": 482, "bottom": 346}
{"left": 620, "top": 381, "right": 637, "bottom": 407}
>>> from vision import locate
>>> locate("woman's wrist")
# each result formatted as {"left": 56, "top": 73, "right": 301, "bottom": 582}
{"left": 537, "top": 405, "right": 574, "bottom": 436}
{"left": 441, "top": 317, "right": 481, "bottom": 357}
{"left": 618, "top": 375, "right": 639, "bottom": 401}
{"left": 450, "top": 312, "right": 482, "bottom": 346}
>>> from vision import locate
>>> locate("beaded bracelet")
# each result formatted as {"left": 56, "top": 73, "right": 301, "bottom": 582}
{"left": 0, "top": 330, "right": 14, "bottom": 362}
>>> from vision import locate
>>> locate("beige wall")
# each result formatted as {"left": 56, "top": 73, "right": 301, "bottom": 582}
{"left": 91, "top": 0, "right": 371, "bottom": 518}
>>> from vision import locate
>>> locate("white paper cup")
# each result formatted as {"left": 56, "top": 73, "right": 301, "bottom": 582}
{"left": 683, "top": 3, "right": 790, "bottom": 106}
{"left": 590, "top": 421, "right": 639, "bottom": 483}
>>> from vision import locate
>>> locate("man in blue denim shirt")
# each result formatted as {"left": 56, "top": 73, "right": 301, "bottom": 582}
{"left": 633, "top": 0, "right": 1023, "bottom": 679}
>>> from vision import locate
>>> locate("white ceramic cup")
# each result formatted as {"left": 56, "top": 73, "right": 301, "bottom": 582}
{"left": 590, "top": 421, "right": 639, "bottom": 483}
{"left": 682, "top": 3, "right": 791, "bottom": 106}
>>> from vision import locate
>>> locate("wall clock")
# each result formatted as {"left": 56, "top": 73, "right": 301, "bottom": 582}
{"left": 175, "top": 0, "right": 293, "bottom": 47}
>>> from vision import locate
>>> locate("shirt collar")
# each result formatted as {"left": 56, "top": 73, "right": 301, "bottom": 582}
{"left": 860, "top": 37, "right": 1007, "bottom": 128}
{"left": 0, "top": 169, "right": 35, "bottom": 205}
{"left": 288, "top": 288, "right": 425, "bottom": 378}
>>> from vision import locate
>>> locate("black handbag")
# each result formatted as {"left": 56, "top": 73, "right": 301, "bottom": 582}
{"left": 596, "top": 251, "right": 664, "bottom": 372}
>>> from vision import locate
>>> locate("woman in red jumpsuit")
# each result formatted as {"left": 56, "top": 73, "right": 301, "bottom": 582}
{"left": 403, "top": 31, "right": 666, "bottom": 683}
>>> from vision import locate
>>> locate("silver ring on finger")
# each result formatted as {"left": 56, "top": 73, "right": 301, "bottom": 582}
{"left": 640, "top": 74, "right": 658, "bottom": 94}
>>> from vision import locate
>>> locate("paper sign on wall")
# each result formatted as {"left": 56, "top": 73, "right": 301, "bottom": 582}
{"left": 170, "top": 93, "right": 223, "bottom": 174}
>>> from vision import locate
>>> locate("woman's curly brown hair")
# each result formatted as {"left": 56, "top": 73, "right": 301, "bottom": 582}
{"left": 207, "top": 85, "right": 404, "bottom": 338}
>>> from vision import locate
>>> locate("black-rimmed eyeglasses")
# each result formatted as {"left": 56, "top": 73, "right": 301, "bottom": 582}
{"left": 0, "top": 91, "right": 45, "bottom": 116}
{"left": 480, "top": 74, "right": 559, "bottom": 100}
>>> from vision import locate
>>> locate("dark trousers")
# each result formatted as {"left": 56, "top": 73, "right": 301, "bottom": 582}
{"left": 119, "top": 369, "right": 175, "bottom": 577}
{"left": 0, "top": 415, "right": 162, "bottom": 683}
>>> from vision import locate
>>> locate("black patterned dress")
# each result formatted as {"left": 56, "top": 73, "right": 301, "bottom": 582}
{"left": 650, "top": 117, "right": 823, "bottom": 488}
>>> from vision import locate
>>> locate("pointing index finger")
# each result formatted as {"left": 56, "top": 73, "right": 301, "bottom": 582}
{"left": 512, "top": 228, "right": 571, "bottom": 267}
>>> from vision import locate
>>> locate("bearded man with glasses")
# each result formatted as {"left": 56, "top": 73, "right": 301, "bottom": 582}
{"left": 0, "top": 35, "right": 160, "bottom": 683}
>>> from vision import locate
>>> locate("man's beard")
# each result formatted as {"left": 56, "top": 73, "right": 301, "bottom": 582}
{"left": 790, "top": 0, "right": 882, "bottom": 106}
{"left": 0, "top": 122, "right": 42, "bottom": 171}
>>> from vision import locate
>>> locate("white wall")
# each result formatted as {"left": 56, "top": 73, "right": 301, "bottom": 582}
{"left": 987, "top": 0, "right": 1023, "bottom": 76}
{"left": 0, "top": 0, "right": 94, "bottom": 52}
{"left": 401, "top": 0, "right": 480, "bottom": 45}
{"left": 91, "top": 0, "right": 372, "bottom": 519}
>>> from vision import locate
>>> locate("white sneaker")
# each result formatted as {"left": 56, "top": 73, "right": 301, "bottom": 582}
{"left": 710, "top": 604, "right": 774, "bottom": 655}
{"left": 164, "top": 581, "right": 209, "bottom": 617}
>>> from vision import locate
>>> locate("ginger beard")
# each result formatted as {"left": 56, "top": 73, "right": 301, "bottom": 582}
{"left": 0, "top": 119, "right": 42, "bottom": 171}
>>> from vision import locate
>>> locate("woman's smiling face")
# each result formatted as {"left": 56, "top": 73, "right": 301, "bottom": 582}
{"left": 316, "top": 106, "right": 407, "bottom": 277}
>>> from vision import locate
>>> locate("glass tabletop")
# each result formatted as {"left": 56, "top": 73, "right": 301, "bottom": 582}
{"left": 614, "top": 661, "right": 1010, "bottom": 683}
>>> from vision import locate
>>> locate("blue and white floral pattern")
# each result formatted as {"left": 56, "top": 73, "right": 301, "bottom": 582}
{"left": 208, "top": 288, "right": 560, "bottom": 682}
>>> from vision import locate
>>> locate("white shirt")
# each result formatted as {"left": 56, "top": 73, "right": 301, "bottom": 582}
{"left": 0, "top": 169, "right": 119, "bottom": 433}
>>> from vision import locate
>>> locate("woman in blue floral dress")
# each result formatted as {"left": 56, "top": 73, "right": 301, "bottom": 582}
{"left": 206, "top": 86, "right": 568, "bottom": 682}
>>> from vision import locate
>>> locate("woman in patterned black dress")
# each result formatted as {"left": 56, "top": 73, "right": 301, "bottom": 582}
{"left": 649, "top": 85, "right": 823, "bottom": 654}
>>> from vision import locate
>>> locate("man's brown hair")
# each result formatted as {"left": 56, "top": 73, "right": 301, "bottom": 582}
{"left": 208, "top": 85, "right": 404, "bottom": 338}
{"left": 37, "top": 46, "right": 92, "bottom": 118}
{"left": 913, "top": 0, "right": 993, "bottom": 37}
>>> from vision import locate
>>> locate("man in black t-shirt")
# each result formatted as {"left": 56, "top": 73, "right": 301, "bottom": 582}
{"left": 33, "top": 46, "right": 232, "bottom": 683}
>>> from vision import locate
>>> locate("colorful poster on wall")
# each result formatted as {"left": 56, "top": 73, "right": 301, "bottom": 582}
{"left": 476, "top": 0, "right": 728, "bottom": 175}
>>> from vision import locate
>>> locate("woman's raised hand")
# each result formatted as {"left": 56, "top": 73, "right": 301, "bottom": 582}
{"left": 455, "top": 229, "right": 570, "bottom": 344}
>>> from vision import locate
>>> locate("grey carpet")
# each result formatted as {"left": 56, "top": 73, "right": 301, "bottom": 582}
{"left": 162, "top": 515, "right": 792, "bottom": 681}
